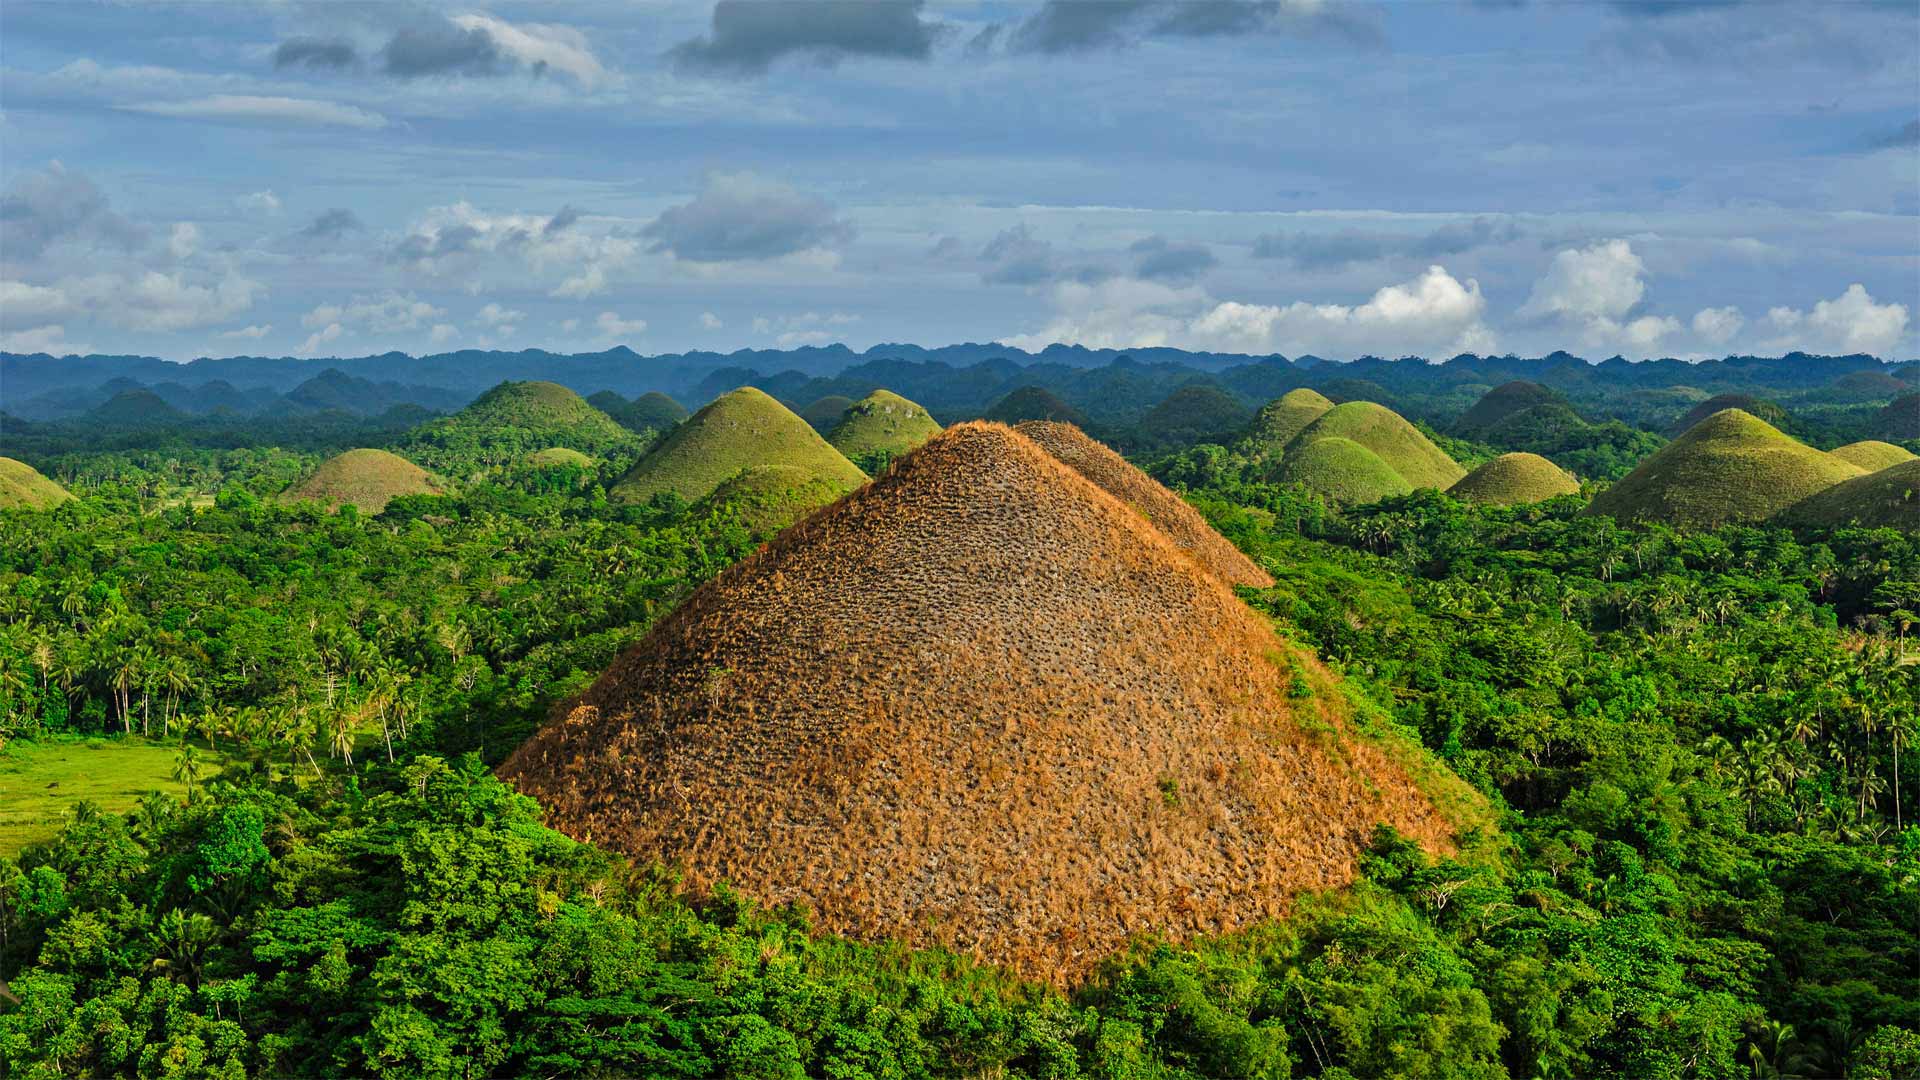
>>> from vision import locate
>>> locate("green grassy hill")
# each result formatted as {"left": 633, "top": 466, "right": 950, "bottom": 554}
{"left": 527, "top": 447, "right": 595, "bottom": 469}
{"left": 1587, "top": 409, "right": 1864, "bottom": 527}
{"left": 1287, "top": 401, "right": 1466, "bottom": 489}
{"left": 281, "top": 448, "right": 443, "bottom": 513}
{"left": 0, "top": 456, "right": 75, "bottom": 510}
{"left": 1776, "top": 460, "right": 1920, "bottom": 532}
{"left": 449, "top": 381, "right": 627, "bottom": 439}
{"left": 1448, "top": 452, "right": 1580, "bottom": 505}
{"left": 799, "top": 395, "right": 857, "bottom": 432}
{"left": 1137, "top": 384, "right": 1252, "bottom": 445}
{"left": 89, "top": 388, "right": 187, "bottom": 427}
{"left": 1455, "top": 381, "right": 1570, "bottom": 435}
{"left": 611, "top": 387, "right": 868, "bottom": 504}
{"left": 403, "top": 381, "right": 634, "bottom": 470}
{"left": 1244, "top": 388, "right": 1335, "bottom": 459}
{"left": 827, "top": 390, "right": 942, "bottom": 460}
{"left": 983, "top": 386, "right": 1088, "bottom": 427}
{"left": 589, "top": 390, "right": 689, "bottom": 435}
{"left": 1828, "top": 441, "right": 1916, "bottom": 473}
{"left": 1277, "top": 437, "right": 1413, "bottom": 504}
{"left": 693, "top": 464, "right": 856, "bottom": 534}
{"left": 1666, "top": 393, "right": 1790, "bottom": 437}
{"left": 1876, "top": 393, "right": 1920, "bottom": 441}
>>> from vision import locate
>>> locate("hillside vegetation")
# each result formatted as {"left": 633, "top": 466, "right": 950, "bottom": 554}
{"left": 1448, "top": 452, "right": 1580, "bottom": 505}
{"left": 611, "top": 386, "right": 867, "bottom": 504}
{"left": 983, "top": 385, "right": 1088, "bottom": 426}
{"left": 1777, "top": 459, "right": 1920, "bottom": 532}
{"left": 1287, "top": 401, "right": 1466, "bottom": 489}
{"left": 1587, "top": 409, "right": 1863, "bottom": 527}
{"left": 503, "top": 422, "right": 1458, "bottom": 982}
{"left": 1276, "top": 436, "right": 1414, "bottom": 505}
{"left": 1829, "top": 440, "right": 1917, "bottom": 473}
{"left": 401, "top": 380, "right": 635, "bottom": 471}
{"left": 826, "top": 389, "right": 942, "bottom": 461}
{"left": 1243, "top": 388, "right": 1335, "bottom": 458}
{"left": 280, "top": 448, "right": 442, "bottom": 512}
{"left": 0, "top": 456, "right": 74, "bottom": 510}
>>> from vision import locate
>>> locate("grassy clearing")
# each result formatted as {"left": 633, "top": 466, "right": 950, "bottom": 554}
{"left": 0, "top": 736, "right": 241, "bottom": 855}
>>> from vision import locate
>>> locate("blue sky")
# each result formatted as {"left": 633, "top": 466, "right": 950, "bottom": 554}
{"left": 1, "top": 0, "right": 1915, "bottom": 362}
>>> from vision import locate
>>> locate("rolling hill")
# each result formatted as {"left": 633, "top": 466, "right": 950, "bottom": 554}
{"left": 1666, "top": 393, "right": 1790, "bottom": 437}
{"left": 1828, "top": 441, "right": 1916, "bottom": 473}
{"left": 982, "top": 386, "right": 1088, "bottom": 427}
{"left": 588, "top": 390, "right": 689, "bottom": 435}
{"left": 1276, "top": 437, "right": 1413, "bottom": 505}
{"left": 692, "top": 464, "right": 854, "bottom": 534}
{"left": 1586, "top": 409, "right": 1864, "bottom": 527}
{"left": 798, "top": 395, "right": 857, "bottom": 432}
{"left": 826, "top": 389, "right": 942, "bottom": 460}
{"left": 1136, "top": 384, "right": 1252, "bottom": 445}
{"left": 500, "top": 422, "right": 1459, "bottom": 982}
{"left": 1876, "top": 393, "right": 1920, "bottom": 441}
{"left": 1286, "top": 401, "right": 1466, "bottom": 490}
{"left": 0, "top": 457, "right": 74, "bottom": 510}
{"left": 1015, "top": 420, "right": 1273, "bottom": 587}
{"left": 280, "top": 449, "right": 443, "bottom": 513}
{"left": 402, "top": 381, "right": 633, "bottom": 469}
{"left": 1455, "top": 381, "right": 1570, "bottom": 435}
{"left": 1448, "top": 452, "right": 1580, "bottom": 505}
{"left": 1776, "top": 460, "right": 1920, "bottom": 532}
{"left": 1244, "top": 388, "right": 1334, "bottom": 459}
{"left": 610, "top": 387, "right": 868, "bottom": 504}
{"left": 526, "top": 447, "right": 594, "bottom": 469}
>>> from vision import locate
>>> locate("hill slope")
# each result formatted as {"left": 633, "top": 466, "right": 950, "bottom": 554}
{"left": 589, "top": 390, "right": 689, "bottom": 434}
{"left": 983, "top": 386, "right": 1088, "bottom": 427}
{"left": 1015, "top": 420, "right": 1273, "bottom": 588}
{"left": 1448, "top": 452, "right": 1580, "bottom": 505}
{"left": 500, "top": 422, "right": 1456, "bottom": 982}
{"left": 1287, "top": 401, "right": 1466, "bottom": 489}
{"left": 1455, "top": 381, "right": 1569, "bottom": 435}
{"left": 1666, "top": 393, "right": 1790, "bottom": 437}
{"left": 827, "top": 390, "right": 942, "bottom": 460}
{"left": 1244, "top": 388, "right": 1334, "bottom": 458}
{"left": 403, "top": 381, "right": 632, "bottom": 469}
{"left": 1276, "top": 437, "right": 1413, "bottom": 505}
{"left": 799, "top": 395, "right": 857, "bottom": 432}
{"left": 611, "top": 387, "right": 868, "bottom": 504}
{"left": 281, "top": 449, "right": 442, "bottom": 513}
{"left": 0, "top": 457, "right": 74, "bottom": 510}
{"left": 1777, "top": 460, "right": 1920, "bottom": 532}
{"left": 1828, "top": 441, "right": 1916, "bottom": 473}
{"left": 1587, "top": 409, "right": 1863, "bottom": 527}
{"left": 1875, "top": 393, "right": 1920, "bottom": 441}
{"left": 1137, "top": 384, "right": 1251, "bottom": 444}
{"left": 693, "top": 464, "right": 854, "bottom": 534}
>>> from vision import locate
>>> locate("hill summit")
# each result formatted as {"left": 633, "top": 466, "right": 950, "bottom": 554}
{"left": 500, "top": 422, "right": 1454, "bottom": 981}
{"left": 1455, "top": 381, "right": 1569, "bottom": 436}
{"left": 281, "top": 449, "right": 442, "bottom": 513}
{"left": 1448, "top": 453, "right": 1580, "bottom": 505}
{"left": 1587, "top": 409, "right": 1863, "bottom": 527}
{"left": 0, "top": 457, "right": 74, "bottom": 510}
{"left": 1243, "top": 388, "right": 1334, "bottom": 458}
{"left": 1287, "top": 401, "right": 1466, "bottom": 490}
{"left": 1828, "top": 441, "right": 1916, "bottom": 473}
{"left": 1777, "top": 460, "right": 1920, "bottom": 532}
{"left": 827, "top": 389, "right": 942, "bottom": 460}
{"left": 1015, "top": 420, "right": 1272, "bottom": 587}
{"left": 611, "top": 387, "right": 867, "bottom": 504}
{"left": 403, "top": 381, "right": 633, "bottom": 469}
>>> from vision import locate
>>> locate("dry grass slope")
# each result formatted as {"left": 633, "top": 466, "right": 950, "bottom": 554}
{"left": 1287, "top": 401, "right": 1465, "bottom": 489}
{"left": 1828, "top": 441, "right": 1916, "bottom": 473}
{"left": 1777, "top": 460, "right": 1920, "bottom": 532}
{"left": 1276, "top": 437, "right": 1413, "bottom": 505}
{"left": 501, "top": 422, "right": 1460, "bottom": 983}
{"left": 1448, "top": 452, "right": 1580, "bottom": 505}
{"left": 1015, "top": 420, "right": 1273, "bottom": 588}
{"left": 1587, "top": 409, "right": 1864, "bottom": 527}
{"left": 1244, "top": 389, "right": 1335, "bottom": 458}
{"left": 611, "top": 387, "right": 869, "bottom": 504}
{"left": 281, "top": 449, "right": 442, "bottom": 513}
{"left": 0, "top": 457, "right": 74, "bottom": 510}
{"left": 828, "top": 390, "right": 943, "bottom": 459}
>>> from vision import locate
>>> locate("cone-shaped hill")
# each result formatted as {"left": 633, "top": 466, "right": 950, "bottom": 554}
{"left": 527, "top": 447, "right": 594, "bottom": 469}
{"left": 281, "top": 449, "right": 442, "bottom": 513}
{"left": 1777, "top": 460, "right": 1920, "bottom": 532}
{"left": 799, "top": 395, "right": 857, "bottom": 432}
{"left": 693, "top": 464, "right": 854, "bottom": 534}
{"left": 1876, "top": 394, "right": 1920, "bottom": 441}
{"left": 500, "top": 422, "right": 1457, "bottom": 982}
{"left": 1829, "top": 441, "right": 1916, "bottom": 473}
{"left": 1448, "top": 452, "right": 1580, "bottom": 505}
{"left": 1139, "top": 384, "right": 1252, "bottom": 442}
{"left": 1286, "top": 401, "right": 1465, "bottom": 490}
{"left": 1666, "top": 393, "right": 1790, "bottom": 437}
{"left": 1014, "top": 420, "right": 1273, "bottom": 587}
{"left": 828, "top": 390, "right": 942, "bottom": 460}
{"left": 1244, "top": 388, "right": 1334, "bottom": 458}
{"left": 1455, "top": 381, "right": 1570, "bottom": 435}
{"left": 1277, "top": 437, "right": 1412, "bottom": 505}
{"left": 983, "top": 386, "right": 1088, "bottom": 427}
{"left": 89, "top": 388, "right": 186, "bottom": 427}
{"left": 589, "top": 390, "right": 689, "bottom": 435}
{"left": 0, "top": 457, "right": 75, "bottom": 510}
{"left": 1586, "top": 409, "right": 1864, "bottom": 527}
{"left": 611, "top": 387, "right": 868, "bottom": 504}
{"left": 404, "top": 381, "right": 633, "bottom": 469}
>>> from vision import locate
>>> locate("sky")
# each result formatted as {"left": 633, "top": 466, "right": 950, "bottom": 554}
{"left": 0, "top": 0, "right": 1916, "bottom": 364}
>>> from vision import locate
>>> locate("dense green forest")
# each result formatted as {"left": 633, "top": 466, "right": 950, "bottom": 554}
{"left": 0, "top": 418, "right": 1916, "bottom": 1078}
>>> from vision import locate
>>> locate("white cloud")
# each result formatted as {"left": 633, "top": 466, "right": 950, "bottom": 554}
{"left": 1519, "top": 239, "right": 1647, "bottom": 322}
{"left": 1583, "top": 313, "right": 1682, "bottom": 353}
{"left": 700, "top": 311, "right": 723, "bottom": 329}
{"left": 298, "top": 321, "right": 342, "bottom": 356}
{"left": 168, "top": 222, "right": 199, "bottom": 259}
{"left": 595, "top": 311, "right": 647, "bottom": 338}
{"left": 218, "top": 323, "right": 272, "bottom": 340}
{"left": 3, "top": 269, "right": 258, "bottom": 335}
{"left": 430, "top": 323, "right": 458, "bottom": 344}
{"left": 394, "top": 201, "right": 636, "bottom": 299}
{"left": 1691, "top": 306, "right": 1745, "bottom": 346}
{"left": 477, "top": 302, "right": 523, "bottom": 327}
{"left": 752, "top": 310, "right": 860, "bottom": 347}
{"left": 449, "top": 14, "right": 611, "bottom": 90}
{"left": 236, "top": 190, "right": 282, "bottom": 216}
{"left": 0, "top": 279, "right": 72, "bottom": 321}
{"left": 124, "top": 95, "right": 388, "bottom": 130}
{"left": 0, "top": 323, "right": 88, "bottom": 354}
{"left": 1764, "top": 284, "right": 1909, "bottom": 357}
{"left": 300, "top": 293, "right": 446, "bottom": 347}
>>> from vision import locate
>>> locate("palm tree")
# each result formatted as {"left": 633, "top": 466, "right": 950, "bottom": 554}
{"left": 172, "top": 744, "right": 204, "bottom": 802}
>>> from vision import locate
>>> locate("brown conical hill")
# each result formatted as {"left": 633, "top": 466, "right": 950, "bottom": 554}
{"left": 500, "top": 422, "right": 1457, "bottom": 983}
{"left": 1014, "top": 420, "right": 1273, "bottom": 587}
{"left": 281, "top": 449, "right": 441, "bottom": 513}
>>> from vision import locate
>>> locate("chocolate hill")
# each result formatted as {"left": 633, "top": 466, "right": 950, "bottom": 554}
{"left": 1777, "top": 460, "right": 1920, "bottom": 532}
{"left": 500, "top": 422, "right": 1455, "bottom": 982}
{"left": 1014, "top": 420, "right": 1273, "bottom": 587}
{"left": 827, "top": 389, "right": 942, "bottom": 459}
{"left": 1448, "top": 452, "right": 1580, "bottom": 505}
{"left": 1278, "top": 437, "right": 1413, "bottom": 505}
{"left": 0, "top": 457, "right": 74, "bottom": 510}
{"left": 1828, "top": 440, "right": 1916, "bottom": 473}
{"left": 1587, "top": 409, "right": 1863, "bottom": 527}
{"left": 1287, "top": 401, "right": 1466, "bottom": 490}
{"left": 1243, "top": 388, "right": 1334, "bottom": 459}
{"left": 281, "top": 449, "right": 442, "bottom": 513}
{"left": 611, "top": 387, "right": 868, "bottom": 504}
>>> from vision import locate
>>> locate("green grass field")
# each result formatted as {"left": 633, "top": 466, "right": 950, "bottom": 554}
{"left": 0, "top": 737, "right": 239, "bottom": 855}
